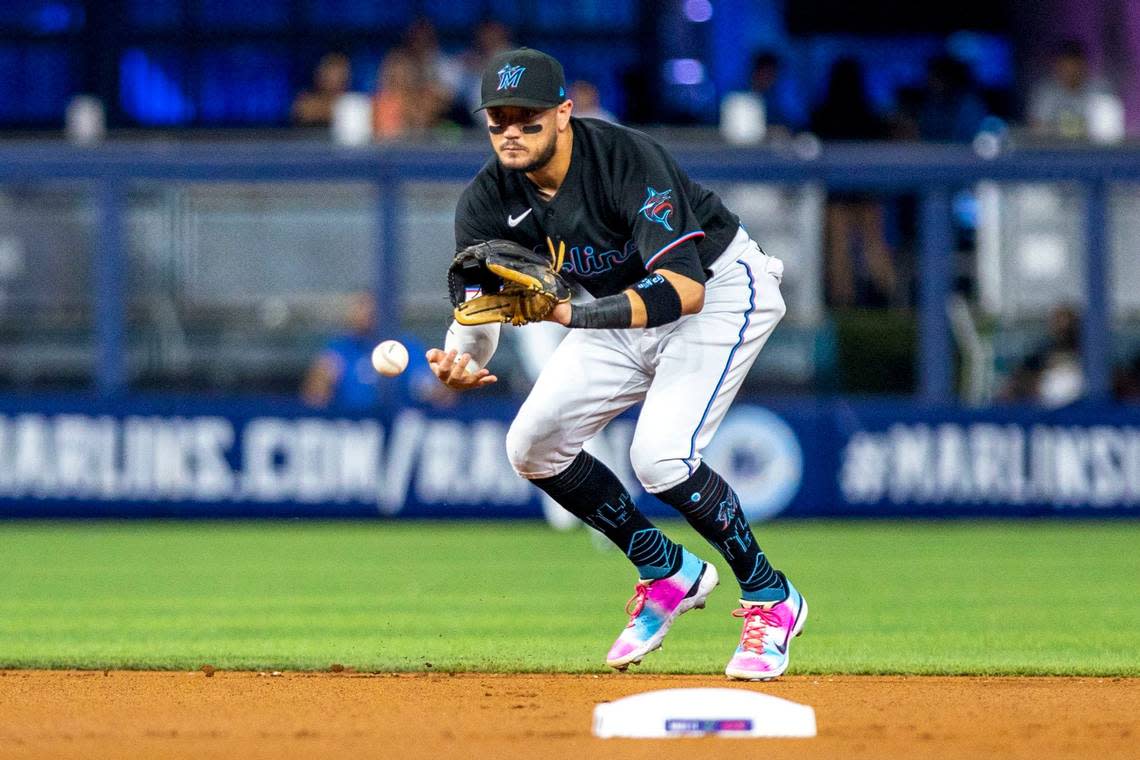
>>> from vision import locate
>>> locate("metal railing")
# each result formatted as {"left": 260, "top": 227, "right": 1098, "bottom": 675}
{"left": 2, "top": 138, "right": 1137, "bottom": 403}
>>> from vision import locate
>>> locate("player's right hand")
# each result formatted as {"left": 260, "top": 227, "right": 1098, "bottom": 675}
{"left": 426, "top": 348, "right": 498, "bottom": 391}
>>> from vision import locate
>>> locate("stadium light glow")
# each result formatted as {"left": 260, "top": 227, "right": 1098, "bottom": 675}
{"left": 666, "top": 58, "right": 705, "bottom": 85}
{"left": 683, "top": 0, "right": 714, "bottom": 23}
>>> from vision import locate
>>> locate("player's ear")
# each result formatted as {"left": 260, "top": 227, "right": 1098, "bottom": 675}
{"left": 556, "top": 99, "right": 573, "bottom": 130}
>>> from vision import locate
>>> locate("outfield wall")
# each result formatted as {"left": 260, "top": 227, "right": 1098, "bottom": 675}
{"left": 1, "top": 396, "right": 1137, "bottom": 520}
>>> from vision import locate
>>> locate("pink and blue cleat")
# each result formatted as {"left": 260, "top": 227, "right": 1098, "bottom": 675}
{"left": 606, "top": 548, "right": 719, "bottom": 670}
{"left": 724, "top": 573, "right": 807, "bottom": 681}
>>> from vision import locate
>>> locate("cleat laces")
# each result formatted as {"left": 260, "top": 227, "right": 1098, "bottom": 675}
{"left": 623, "top": 583, "right": 651, "bottom": 626}
{"left": 732, "top": 605, "right": 780, "bottom": 653}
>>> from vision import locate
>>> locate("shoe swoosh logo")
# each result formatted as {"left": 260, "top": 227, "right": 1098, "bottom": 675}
{"left": 507, "top": 209, "right": 533, "bottom": 227}
{"left": 774, "top": 599, "right": 804, "bottom": 655}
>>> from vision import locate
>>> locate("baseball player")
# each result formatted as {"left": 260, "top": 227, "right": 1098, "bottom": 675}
{"left": 427, "top": 48, "right": 806, "bottom": 680}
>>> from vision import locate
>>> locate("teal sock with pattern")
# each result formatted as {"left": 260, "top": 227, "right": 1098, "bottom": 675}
{"left": 657, "top": 463, "right": 786, "bottom": 601}
{"left": 531, "top": 451, "right": 682, "bottom": 579}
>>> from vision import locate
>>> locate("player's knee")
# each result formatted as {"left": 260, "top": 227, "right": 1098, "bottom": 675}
{"left": 504, "top": 420, "right": 537, "bottom": 476}
{"left": 629, "top": 443, "right": 688, "bottom": 493}
{"left": 505, "top": 418, "right": 559, "bottom": 478}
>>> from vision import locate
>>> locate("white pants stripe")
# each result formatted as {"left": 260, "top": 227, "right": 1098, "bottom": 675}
{"left": 506, "top": 226, "right": 786, "bottom": 492}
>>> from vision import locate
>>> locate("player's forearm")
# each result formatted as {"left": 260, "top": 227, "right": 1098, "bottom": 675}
{"left": 567, "top": 270, "right": 703, "bottom": 329}
{"left": 567, "top": 292, "right": 636, "bottom": 329}
{"left": 657, "top": 269, "right": 705, "bottom": 314}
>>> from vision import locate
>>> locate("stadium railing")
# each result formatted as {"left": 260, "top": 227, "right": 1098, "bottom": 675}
{"left": 1, "top": 139, "right": 1136, "bottom": 403}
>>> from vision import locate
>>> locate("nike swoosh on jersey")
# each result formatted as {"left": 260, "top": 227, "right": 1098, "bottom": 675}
{"left": 507, "top": 208, "right": 533, "bottom": 227}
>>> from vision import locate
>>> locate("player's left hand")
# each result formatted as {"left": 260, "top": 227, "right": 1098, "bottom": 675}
{"left": 546, "top": 301, "right": 572, "bottom": 326}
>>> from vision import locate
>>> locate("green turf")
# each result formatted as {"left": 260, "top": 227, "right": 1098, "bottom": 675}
{"left": 1, "top": 520, "right": 1138, "bottom": 675}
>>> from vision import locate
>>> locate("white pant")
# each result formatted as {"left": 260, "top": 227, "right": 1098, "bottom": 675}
{"left": 506, "top": 227, "right": 786, "bottom": 492}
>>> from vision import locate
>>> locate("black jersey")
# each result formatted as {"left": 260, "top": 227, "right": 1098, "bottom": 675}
{"left": 454, "top": 117, "right": 742, "bottom": 298}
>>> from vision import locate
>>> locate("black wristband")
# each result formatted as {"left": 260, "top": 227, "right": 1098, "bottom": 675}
{"left": 633, "top": 273, "right": 683, "bottom": 327}
{"left": 568, "top": 293, "right": 634, "bottom": 329}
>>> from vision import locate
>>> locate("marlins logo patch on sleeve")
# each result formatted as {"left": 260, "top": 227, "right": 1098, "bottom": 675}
{"left": 640, "top": 187, "right": 675, "bottom": 232}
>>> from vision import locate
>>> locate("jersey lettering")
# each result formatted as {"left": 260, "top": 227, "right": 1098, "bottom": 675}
{"left": 566, "top": 240, "right": 638, "bottom": 277}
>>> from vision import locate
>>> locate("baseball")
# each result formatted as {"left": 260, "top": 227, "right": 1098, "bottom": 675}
{"left": 371, "top": 339, "right": 409, "bottom": 377}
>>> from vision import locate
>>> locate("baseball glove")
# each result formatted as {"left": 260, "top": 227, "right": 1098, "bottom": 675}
{"left": 448, "top": 238, "right": 570, "bottom": 326}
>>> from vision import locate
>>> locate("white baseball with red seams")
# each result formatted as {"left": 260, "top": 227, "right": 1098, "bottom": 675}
{"left": 371, "top": 339, "right": 409, "bottom": 377}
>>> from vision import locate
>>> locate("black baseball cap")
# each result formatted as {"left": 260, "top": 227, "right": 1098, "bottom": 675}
{"left": 476, "top": 48, "right": 567, "bottom": 111}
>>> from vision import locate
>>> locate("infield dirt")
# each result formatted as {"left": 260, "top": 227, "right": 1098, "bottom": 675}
{"left": 0, "top": 671, "right": 1136, "bottom": 759}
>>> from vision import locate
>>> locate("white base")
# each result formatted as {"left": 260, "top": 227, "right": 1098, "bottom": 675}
{"left": 593, "top": 687, "right": 816, "bottom": 739}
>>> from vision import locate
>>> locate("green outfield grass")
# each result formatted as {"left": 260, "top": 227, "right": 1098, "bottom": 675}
{"left": 1, "top": 520, "right": 1138, "bottom": 675}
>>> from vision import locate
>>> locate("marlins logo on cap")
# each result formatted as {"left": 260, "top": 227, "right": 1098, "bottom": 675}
{"left": 478, "top": 48, "right": 566, "bottom": 111}
{"left": 497, "top": 64, "right": 526, "bottom": 90}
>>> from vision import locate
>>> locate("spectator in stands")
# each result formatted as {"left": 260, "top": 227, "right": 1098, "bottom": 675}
{"left": 569, "top": 80, "right": 616, "bottom": 122}
{"left": 811, "top": 58, "right": 883, "bottom": 141}
{"left": 1028, "top": 40, "right": 1121, "bottom": 140}
{"left": 301, "top": 292, "right": 451, "bottom": 411}
{"left": 401, "top": 16, "right": 471, "bottom": 127}
{"left": 748, "top": 51, "right": 799, "bottom": 137}
{"left": 914, "top": 55, "right": 989, "bottom": 143}
{"left": 401, "top": 18, "right": 462, "bottom": 97}
{"left": 302, "top": 292, "right": 381, "bottom": 410}
{"left": 372, "top": 18, "right": 475, "bottom": 138}
{"left": 371, "top": 48, "right": 451, "bottom": 140}
{"left": 998, "top": 305, "right": 1084, "bottom": 407}
{"left": 452, "top": 20, "right": 514, "bottom": 117}
{"left": 810, "top": 57, "right": 900, "bottom": 308}
{"left": 291, "top": 52, "right": 351, "bottom": 127}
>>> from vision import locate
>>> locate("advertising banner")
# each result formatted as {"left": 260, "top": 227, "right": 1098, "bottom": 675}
{"left": 827, "top": 401, "right": 1140, "bottom": 517}
{"left": 1, "top": 396, "right": 1138, "bottom": 519}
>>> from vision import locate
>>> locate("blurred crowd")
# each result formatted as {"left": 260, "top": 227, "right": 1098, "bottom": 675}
{"left": 290, "top": 19, "right": 616, "bottom": 140}
{"left": 291, "top": 20, "right": 1124, "bottom": 147}
{"left": 286, "top": 19, "right": 1137, "bottom": 409}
